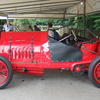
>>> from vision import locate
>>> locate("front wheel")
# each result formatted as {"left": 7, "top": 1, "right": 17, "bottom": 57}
{"left": 0, "top": 55, "right": 13, "bottom": 89}
{"left": 88, "top": 56, "right": 100, "bottom": 88}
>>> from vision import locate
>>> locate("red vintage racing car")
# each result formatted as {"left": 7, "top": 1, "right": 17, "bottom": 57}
{"left": 0, "top": 31, "right": 100, "bottom": 89}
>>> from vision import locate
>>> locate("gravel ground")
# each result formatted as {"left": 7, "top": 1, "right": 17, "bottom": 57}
{"left": 0, "top": 69, "right": 100, "bottom": 100}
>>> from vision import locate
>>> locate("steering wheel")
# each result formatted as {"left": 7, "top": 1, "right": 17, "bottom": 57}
{"left": 59, "top": 34, "right": 72, "bottom": 42}
{"left": 70, "top": 28, "right": 77, "bottom": 41}
{"left": 59, "top": 27, "right": 77, "bottom": 43}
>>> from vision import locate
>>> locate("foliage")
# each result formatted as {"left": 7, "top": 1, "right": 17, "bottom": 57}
{"left": 0, "top": 19, "right": 6, "bottom": 25}
{"left": 94, "top": 19, "right": 100, "bottom": 30}
{"left": 72, "top": 17, "right": 83, "bottom": 29}
{"left": 67, "top": 13, "right": 100, "bottom": 30}
{"left": 18, "top": 19, "right": 66, "bottom": 26}
{"left": 0, "top": 13, "right": 100, "bottom": 31}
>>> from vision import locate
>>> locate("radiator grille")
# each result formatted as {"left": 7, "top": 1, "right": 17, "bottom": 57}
{"left": 11, "top": 47, "right": 32, "bottom": 59}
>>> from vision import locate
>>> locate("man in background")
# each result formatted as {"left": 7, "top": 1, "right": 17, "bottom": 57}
{"left": 48, "top": 22, "right": 54, "bottom": 38}
{"left": 28, "top": 25, "right": 33, "bottom": 31}
{"left": 33, "top": 25, "right": 41, "bottom": 31}
{"left": 3, "top": 21, "right": 15, "bottom": 32}
{"left": 48, "top": 22, "right": 60, "bottom": 40}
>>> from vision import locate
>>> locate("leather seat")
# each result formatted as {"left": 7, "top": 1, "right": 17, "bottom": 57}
{"left": 76, "top": 38, "right": 100, "bottom": 54}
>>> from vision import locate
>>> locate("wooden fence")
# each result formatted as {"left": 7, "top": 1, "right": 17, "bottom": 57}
{"left": 72, "top": 28, "right": 100, "bottom": 39}
{"left": 0, "top": 25, "right": 100, "bottom": 39}
{"left": 0, "top": 25, "right": 3, "bottom": 33}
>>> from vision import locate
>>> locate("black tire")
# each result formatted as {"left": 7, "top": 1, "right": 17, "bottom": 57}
{"left": 0, "top": 55, "right": 13, "bottom": 89}
{"left": 88, "top": 56, "right": 100, "bottom": 88}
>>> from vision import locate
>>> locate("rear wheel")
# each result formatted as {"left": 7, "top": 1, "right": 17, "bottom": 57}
{"left": 0, "top": 55, "right": 13, "bottom": 89}
{"left": 88, "top": 56, "right": 100, "bottom": 88}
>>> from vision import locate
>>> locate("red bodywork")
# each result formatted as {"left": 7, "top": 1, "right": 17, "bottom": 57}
{"left": 0, "top": 31, "right": 100, "bottom": 76}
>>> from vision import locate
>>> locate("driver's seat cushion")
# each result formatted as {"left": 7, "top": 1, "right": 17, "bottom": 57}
{"left": 76, "top": 38, "right": 98, "bottom": 48}
{"left": 97, "top": 42, "right": 100, "bottom": 54}
{"left": 76, "top": 38, "right": 100, "bottom": 54}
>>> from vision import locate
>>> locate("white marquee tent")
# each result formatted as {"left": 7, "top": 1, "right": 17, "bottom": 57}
{"left": 0, "top": 0, "right": 100, "bottom": 19}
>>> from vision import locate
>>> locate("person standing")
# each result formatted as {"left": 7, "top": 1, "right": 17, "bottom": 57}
{"left": 28, "top": 25, "right": 33, "bottom": 31}
{"left": 48, "top": 22, "right": 54, "bottom": 38}
{"left": 3, "top": 21, "right": 15, "bottom": 32}
{"left": 48, "top": 22, "right": 60, "bottom": 40}
{"left": 33, "top": 25, "right": 41, "bottom": 31}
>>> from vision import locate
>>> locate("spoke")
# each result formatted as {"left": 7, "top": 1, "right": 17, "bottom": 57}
{"left": 1, "top": 74, "right": 6, "bottom": 78}
{"left": 0, "top": 69, "right": 7, "bottom": 73}
{"left": 96, "top": 74, "right": 100, "bottom": 77}
{"left": 0, "top": 68, "right": 7, "bottom": 75}
{"left": 0, "top": 60, "right": 9, "bottom": 86}
{"left": 0, "top": 77, "right": 4, "bottom": 82}
{"left": 0, "top": 75, "right": 6, "bottom": 81}
{"left": 94, "top": 63, "right": 100, "bottom": 83}
{"left": 0, "top": 64, "right": 8, "bottom": 74}
{"left": 0, "top": 72, "right": 7, "bottom": 76}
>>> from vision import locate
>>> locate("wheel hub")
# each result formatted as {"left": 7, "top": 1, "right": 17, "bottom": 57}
{"left": 72, "top": 65, "right": 85, "bottom": 76}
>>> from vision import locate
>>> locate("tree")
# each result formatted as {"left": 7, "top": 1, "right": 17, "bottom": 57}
{"left": 94, "top": 19, "right": 100, "bottom": 30}
{"left": 0, "top": 19, "right": 6, "bottom": 25}
{"left": 0, "top": 13, "right": 99, "bottom": 31}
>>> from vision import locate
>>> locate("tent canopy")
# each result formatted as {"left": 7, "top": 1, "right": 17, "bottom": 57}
{"left": 0, "top": 0, "right": 100, "bottom": 19}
